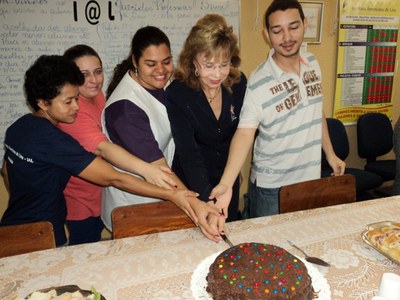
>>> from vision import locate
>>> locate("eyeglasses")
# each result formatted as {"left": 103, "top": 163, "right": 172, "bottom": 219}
{"left": 196, "top": 60, "right": 231, "bottom": 73}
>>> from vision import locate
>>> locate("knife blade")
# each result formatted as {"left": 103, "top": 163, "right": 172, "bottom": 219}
{"left": 221, "top": 234, "right": 234, "bottom": 247}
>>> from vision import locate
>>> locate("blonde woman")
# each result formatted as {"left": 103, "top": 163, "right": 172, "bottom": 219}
{"left": 166, "top": 14, "right": 246, "bottom": 229}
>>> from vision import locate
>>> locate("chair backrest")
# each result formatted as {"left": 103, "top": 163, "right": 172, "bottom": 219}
{"left": 0, "top": 221, "right": 56, "bottom": 258}
{"left": 322, "top": 118, "right": 349, "bottom": 168}
{"left": 111, "top": 201, "right": 196, "bottom": 239}
{"left": 357, "top": 113, "right": 394, "bottom": 162}
{"left": 279, "top": 174, "right": 356, "bottom": 214}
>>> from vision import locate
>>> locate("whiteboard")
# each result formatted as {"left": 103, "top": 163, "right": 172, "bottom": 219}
{"left": 0, "top": 0, "right": 240, "bottom": 161}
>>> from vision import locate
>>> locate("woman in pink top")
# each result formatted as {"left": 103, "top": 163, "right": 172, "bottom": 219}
{"left": 59, "top": 45, "right": 197, "bottom": 245}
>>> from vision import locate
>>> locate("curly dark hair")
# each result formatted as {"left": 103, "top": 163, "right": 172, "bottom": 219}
{"left": 265, "top": 0, "right": 305, "bottom": 31}
{"left": 174, "top": 14, "right": 241, "bottom": 92}
{"left": 106, "top": 26, "right": 171, "bottom": 99}
{"left": 24, "top": 55, "right": 84, "bottom": 111}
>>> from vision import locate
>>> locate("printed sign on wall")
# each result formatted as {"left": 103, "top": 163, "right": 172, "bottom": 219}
{"left": 334, "top": 0, "right": 399, "bottom": 124}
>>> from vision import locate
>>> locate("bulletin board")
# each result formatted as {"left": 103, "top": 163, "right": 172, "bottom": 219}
{"left": 0, "top": 0, "right": 240, "bottom": 161}
{"left": 333, "top": 0, "right": 399, "bottom": 124}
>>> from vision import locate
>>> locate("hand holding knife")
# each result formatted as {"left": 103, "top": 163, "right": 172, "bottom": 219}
{"left": 221, "top": 233, "right": 234, "bottom": 247}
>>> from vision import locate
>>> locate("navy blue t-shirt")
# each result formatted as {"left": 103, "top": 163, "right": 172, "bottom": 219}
{"left": 1, "top": 114, "right": 96, "bottom": 246}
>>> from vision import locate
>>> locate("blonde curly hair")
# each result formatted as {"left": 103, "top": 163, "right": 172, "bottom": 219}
{"left": 174, "top": 14, "right": 241, "bottom": 92}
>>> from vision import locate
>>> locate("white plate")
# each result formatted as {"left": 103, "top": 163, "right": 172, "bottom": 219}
{"left": 191, "top": 251, "right": 331, "bottom": 299}
{"left": 26, "top": 285, "right": 106, "bottom": 299}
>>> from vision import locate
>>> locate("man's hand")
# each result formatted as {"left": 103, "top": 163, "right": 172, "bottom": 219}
{"left": 327, "top": 155, "right": 346, "bottom": 176}
{"left": 209, "top": 183, "right": 232, "bottom": 219}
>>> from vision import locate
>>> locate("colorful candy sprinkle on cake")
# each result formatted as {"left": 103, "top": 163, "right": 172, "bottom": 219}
{"left": 206, "top": 242, "right": 316, "bottom": 300}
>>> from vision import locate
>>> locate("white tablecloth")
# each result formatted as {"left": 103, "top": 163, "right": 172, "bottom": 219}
{"left": 1, "top": 197, "right": 400, "bottom": 300}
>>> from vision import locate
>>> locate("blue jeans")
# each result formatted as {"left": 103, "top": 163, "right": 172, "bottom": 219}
{"left": 248, "top": 180, "right": 279, "bottom": 218}
{"left": 393, "top": 118, "right": 400, "bottom": 195}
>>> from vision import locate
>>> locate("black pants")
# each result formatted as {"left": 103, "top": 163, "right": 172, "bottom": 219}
{"left": 66, "top": 216, "right": 104, "bottom": 245}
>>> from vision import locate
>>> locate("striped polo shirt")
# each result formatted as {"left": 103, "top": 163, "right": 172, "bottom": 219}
{"left": 239, "top": 49, "right": 323, "bottom": 188}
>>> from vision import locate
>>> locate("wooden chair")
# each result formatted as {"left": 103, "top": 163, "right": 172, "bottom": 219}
{"left": 0, "top": 221, "right": 56, "bottom": 258}
{"left": 279, "top": 174, "right": 356, "bottom": 214}
{"left": 111, "top": 201, "right": 196, "bottom": 239}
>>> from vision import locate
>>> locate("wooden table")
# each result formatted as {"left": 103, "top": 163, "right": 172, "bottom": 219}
{"left": 1, "top": 196, "right": 400, "bottom": 300}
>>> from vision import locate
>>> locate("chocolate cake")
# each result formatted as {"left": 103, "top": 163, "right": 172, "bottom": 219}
{"left": 206, "top": 242, "right": 316, "bottom": 300}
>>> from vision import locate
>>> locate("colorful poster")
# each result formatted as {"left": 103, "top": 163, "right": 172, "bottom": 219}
{"left": 334, "top": 0, "right": 399, "bottom": 124}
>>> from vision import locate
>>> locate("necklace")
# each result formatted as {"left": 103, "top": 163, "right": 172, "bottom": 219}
{"left": 204, "top": 86, "right": 221, "bottom": 104}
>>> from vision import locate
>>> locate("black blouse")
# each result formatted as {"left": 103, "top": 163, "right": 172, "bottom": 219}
{"left": 166, "top": 73, "right": 247, "bottom": 202}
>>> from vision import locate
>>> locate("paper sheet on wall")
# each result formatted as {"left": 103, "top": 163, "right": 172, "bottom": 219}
{"left": 334, "top": 0, "right": 399, "bottom": 124}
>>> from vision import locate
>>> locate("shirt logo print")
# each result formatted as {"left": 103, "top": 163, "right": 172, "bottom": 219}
{"left": 230, "top": 105, "right": 237, "bottom": 121}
